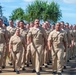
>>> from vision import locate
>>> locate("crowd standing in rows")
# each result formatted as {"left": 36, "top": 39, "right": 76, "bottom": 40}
{"left": 0, "top": 18, "right": 76, "bottom": 75}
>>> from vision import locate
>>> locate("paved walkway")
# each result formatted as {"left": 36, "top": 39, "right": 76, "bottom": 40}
{"left": 1, "top": 57, "right": 76, "bottom": 75}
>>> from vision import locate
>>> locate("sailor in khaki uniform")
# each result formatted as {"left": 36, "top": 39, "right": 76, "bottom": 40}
{"left": 48, "top": 22, "right": 67, "bottom": 74}
{"left": 26, "top": 22, "right": 34, "bottom": 67}
{"left": 0, "top": 18, "right": 8, "bottom": 73}
{"left": 7, "top": 19, "right": 16, "bottom": 65}
{"left": 9, "top": 29, "right": 26, "bottom": 74}
{"left": 69, "top": 25, "right": 74, "bottom": 59}
{"left": 60, "top": 21, "right": 68, "bottom": 69}
{"left": 65, "top": 23, "right": 72, "bottom": 62}
{"left": 2, "top": 24, "right": 9, "bottom": 68}
{"left": 7, "top": 19, "right": 16, "bottom": 38}
{"left": 27, "top": 19, "right": 47, "bottom": 75}
{"left": 19, "top": 20, "right": 28, "bottom": 70}
{"left": 16, "top": 20, "right": 20, "bottom": 28}
{"left": 45, "top": 21, "right": 54, "bottom": 64}
{"left": 61, "top": 22, "right": 72, "bottom": 69}
{"left": 47, "top": 23, "right": 55, "bottom": 64}
{"left": 42, "top": 22, "right": 51, "bottom": 67}
{"left": 73, "top": 25, "right": 76, "bottom": 57}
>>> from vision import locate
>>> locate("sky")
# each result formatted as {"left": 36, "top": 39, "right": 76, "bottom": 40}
{"left": 0, "top": 0, "right": 76, "bottom": 25}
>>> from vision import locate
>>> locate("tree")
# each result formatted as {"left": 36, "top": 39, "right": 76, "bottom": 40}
{"left": 9, "top": 0, "right": 62, "bottom": 23}
{"left": 25, "top": 0, "right": 62, "bottom": 22}
{"left": 46, "top": 1, "right": 62, "bottom": 22}
{"left": 25, "top": 0, "right": 48, "bottom": 22}
{"left": 9, "top": 8, "right": 25, "bottom": 21}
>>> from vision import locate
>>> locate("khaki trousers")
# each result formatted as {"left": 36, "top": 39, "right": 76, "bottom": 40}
{"left": 3, "top": 44, "right": 10, "bottom": 66}
{"left": 26, "top": 44, "right": 31, "bottom": 64}
{"left": 21, "top": 48, "right": 26, "bottom": 67}
{"left": 48, "top": 50, "right": 52, "bottom": 63}
{"left": 74, "top": 42, "right": 76, "bottom": 57}
{"left": 51, "top": 49, "right": 64, "bottom": 72}
{"left": 40, "top": 50, "right": 44, "bottom": 67}
{"left": 44, "top": 49, "right": 48, "bottom": 65}
{"left": 0, "top": 44, "right": 5, "bottom": 70}
{"left": 31, "top": 44, "right": 43, "bottom": 72}
{"left": 66, "top": 47, "right": 70, "bottom": 61}
{"left": 69, "top": 46, "right": 73, "bottom": 58}
{"left": 11, "top": 50, "right": 23, "bottom": 71}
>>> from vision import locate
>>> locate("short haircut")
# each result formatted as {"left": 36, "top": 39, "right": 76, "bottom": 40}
{"left": 19, "top": 20, "right": 24, "bottom": 23}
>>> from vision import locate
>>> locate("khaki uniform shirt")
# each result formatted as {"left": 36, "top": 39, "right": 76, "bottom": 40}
{"left": 0, "top": 27, "right": 6, "bottom": 44}
{"left": 48, "top": 30, "right": 67, "bottom": 50}
{"left": 27, "top": 26, "right": 47, "bottom": 46}
{"left": 0, "top": 27, "right": 7, "bottom": 51}
{"left": 64, "top": 28, "right": 72, "bottom": 45}
{"left": 7, "top": 26, "right": 16, "bottom": 38}
{"left": 73, "top": 29, "right": 76, "bottom": 42}
{"left": 69, "top": 29, "right": 74, "bottom": 37}
{"left": 19, "top": 28, "right": 28, "bottom": 38}
{"left": 9, "top": 34, "right": 24, "bottom": 53}
{"left": 45, "top": 28, "right": 51, "bottom": 37}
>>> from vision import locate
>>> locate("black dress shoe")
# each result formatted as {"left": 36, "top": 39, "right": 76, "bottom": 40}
{"left": 52, "top": 71, "right": 57, "bottom": 74}
{"left": 67, "top": 60, "right": 69, "bottom": 62}
{"left": 47, "top": 62, "right": 49, "bottom": 65}
{"left": 40, "top": 67, "right": 42, "bottom": 71}
{"left": 16, "top": 70, "right": 20, "bottom": 74}
{"left": 32, "top": 69, "right": 36, "bottom": 73}
{"left": 44, "top": 64, "right": 48, "bottom": 68}
{"left": 30, "top": 60, "right": 32, "bottom": 64}
{"left": 36, "top": 72, "right": 40, "bottom": 75}
{"left": 26, "top": 64, "right": 29, "bottom": 67}
{"left": 63, "top": 66, "right": 66, "bottom": 69}
{"left": 69, "top": 58, "right": 72, "bottom": 60}
{"left": 13, "top": 69, "right": 16, "bottom": 72}
{"left": 0, "top": 70, "right": 2, "bottom": 73}
{"left": 2, "top": 66, "right": 5, "bottom": 69}
{"left": 49, "top": 60, "right": 52, "bottom": 63}
{"left": 62, "top": 69, "right": 63, "bottom": 72}
{"left": 8, "top": 62, "right": 12, "bottom": 66}
{"left": 22, "top": 67, "right": 26, "bottom": 71}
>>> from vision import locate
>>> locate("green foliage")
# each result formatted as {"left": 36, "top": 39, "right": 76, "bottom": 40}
{"left": 9, "top": 8, "right": 25, "bottom": 21}
{"left": 9, "top": 0, "right": 62, "bottom": 23}
{"left": 25, "top": 0, "right": 47, "bottom": 21}
{"left": 25, "top": 0, "right": 62, "bottom": 22}
{"left": 47, "top": 1, "right": 62, "bottom": 22}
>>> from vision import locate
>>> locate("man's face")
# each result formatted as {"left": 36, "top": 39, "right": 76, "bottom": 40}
{"left": 16, "top": 21, "right": 20, "bottom": 27}
{"left": 51, "top": 25, "right": 55, "bottom": 29}
{"left": 42, "top": 23, "right": 47, "bottom": 29}
{"left": 69, "top": 25, "right": 73, "bottom": 29}
{"left": 9, "top": 20, "right": 13, "bottom": 26}
{"left": 34, "top": 19, "right": 39, "bottom": 27}
{"left": 15, "top": 29, "right": 20, "bottom": 36}
{"left": 45, "top": 21, "right": 50, "bottom": 28}
{"left": 65, "top": 24, "right": 69, "bottom": 28}
{"left": 55, "top": 23, "right": 61, "bottom": 31}
{"left": 19, "top": 22, "right": 24, "bottom": 28}
{"left": 60, "top": 22, "right": 64, "bottom": 28}
{"left": 30, "top": 22, "right": 34, "bottom": 27}
{"left": 26, "top": 24, "right": 30, "bottom": 29}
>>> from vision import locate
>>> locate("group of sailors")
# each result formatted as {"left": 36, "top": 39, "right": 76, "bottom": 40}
{"left": 0, "top": 18, "right": 76, "bottom": 75}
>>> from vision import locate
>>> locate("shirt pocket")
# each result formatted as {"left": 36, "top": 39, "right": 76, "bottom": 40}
{"left": 59, "top": 34, "right": 64, "bottom": 41}
{"left": 32, "top": 30, "right": 38, "bottom": 38}
{"left": 37, "top": 31, "right": 43, "bottom": 39}
{"left": 52, "top": 34, "right": 58, "bottom": 42}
